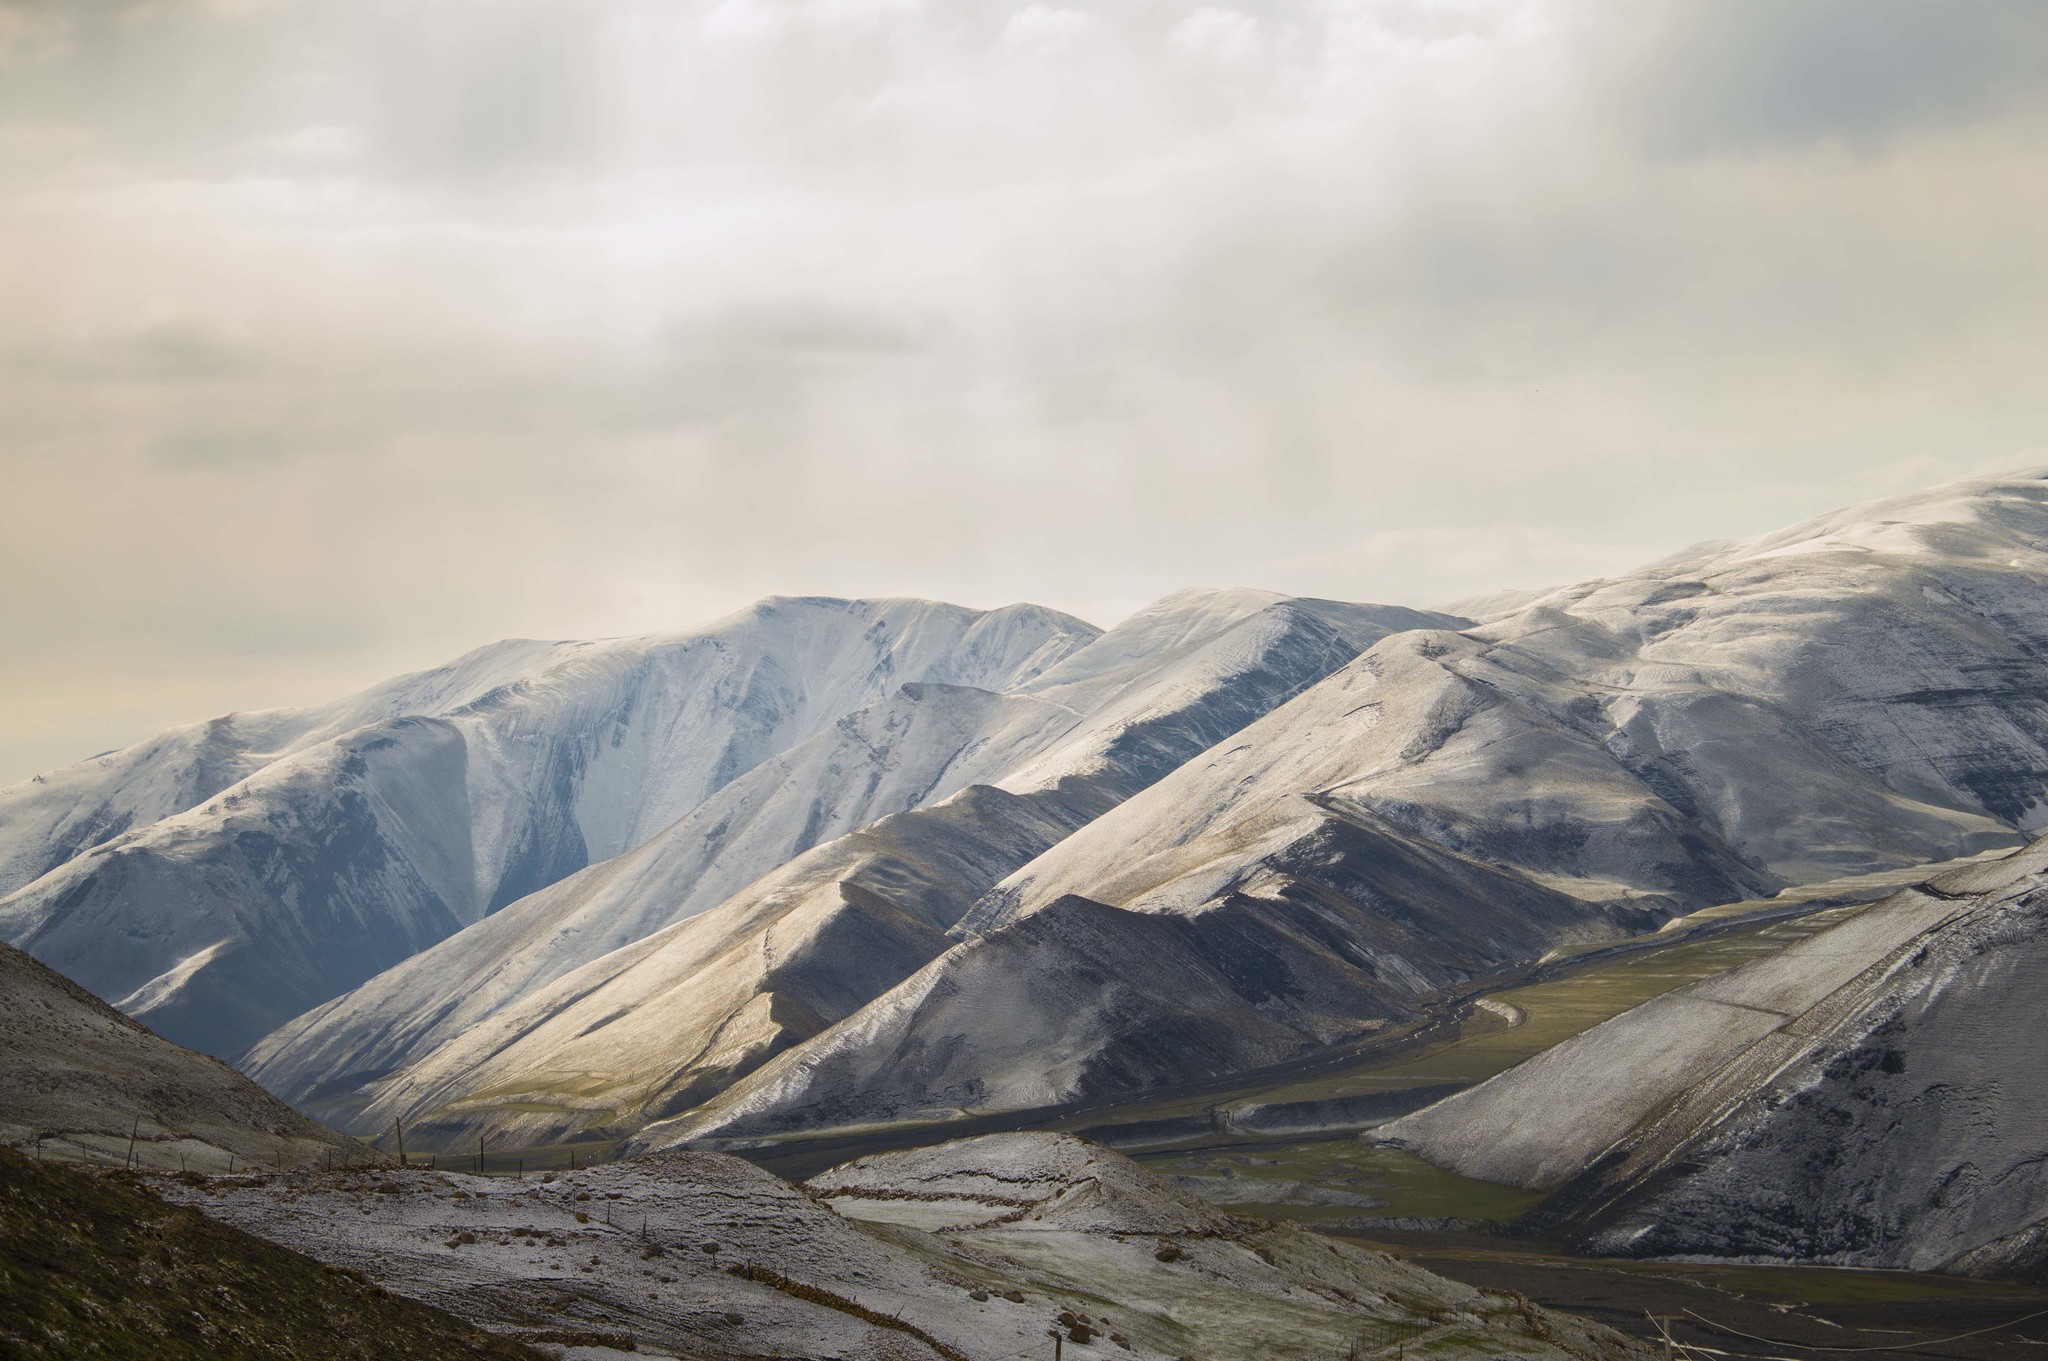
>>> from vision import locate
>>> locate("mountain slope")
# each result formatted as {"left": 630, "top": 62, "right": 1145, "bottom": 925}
{"left": 0, "top": 638, "right": 569, "bottom": 900}
{"left": 1380, "top": 837, "right": 2048, "bottom": 1277}
{"left": 0, "top": 940, "right": 356, "bottom": 1173}
{"left": 246, "top": 593, "right": 1461, "bottom": 1139}
{"left": 0, "top": 598, "right": 1096, "bottom": 1057}
{"left": 671, "top": 472, "right": 2048, "bottom": 1144}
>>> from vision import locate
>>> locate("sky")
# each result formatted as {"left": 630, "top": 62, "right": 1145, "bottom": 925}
{"left": 3, "top": 0, "right": 2047, "bottom": 781}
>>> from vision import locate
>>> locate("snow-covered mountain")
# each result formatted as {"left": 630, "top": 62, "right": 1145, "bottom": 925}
{"left": 242, "top": 592, "right": 1462, "bottom": 1139}
{"left": 1379, "top": 835, "right": 2048, "bottom": 1278}
{"left": 0, "top": 637, "right": 570, "bottom": 901}
{"left": 665, "top": 472, "right": 2048, "bottom": 1146}
{"left": 0, "top": 597, "right": 1096, "bottom": 1057}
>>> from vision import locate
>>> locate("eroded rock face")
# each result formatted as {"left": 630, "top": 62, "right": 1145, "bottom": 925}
{"left": 1381, "top": 836, "right": 2048, "bottom": 1277}
{"left": 1583, "top": 874, "right": 2048, "bottom": 1274}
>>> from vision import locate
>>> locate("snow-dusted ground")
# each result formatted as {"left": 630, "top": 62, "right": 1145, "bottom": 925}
{"left": 673, "top": 473, "right": 2048, "bottom": 1144}
{"left": 157, "top": 1132, "right": 1648, "bottom": 1361}
{"left": 0, "top": 598, "right": 1096, "bottom": 1057}
{"left": 1380, "top": 835, "right": 2048, "bottom": 1275}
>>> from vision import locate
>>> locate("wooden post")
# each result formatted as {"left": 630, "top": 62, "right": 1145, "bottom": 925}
{"left": 517, "top": 1157, "right": 523, "bottom": 1180}
{"left": 126, "top": 1116, "right": 139, "bottom": 1170}
{"left": 395, "top": 1118, "right": 406, "bottom": 1169}
{"left": 228, "top": 1153, "right": 236, "bottom": 1174}
{"left": 478, "top": 1133, "right": 485, "bottom": 1176}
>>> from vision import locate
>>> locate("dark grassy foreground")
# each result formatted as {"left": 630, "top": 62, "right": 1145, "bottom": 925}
{"left": 0, "top": 1147, "right": 542, "bottom": 1361}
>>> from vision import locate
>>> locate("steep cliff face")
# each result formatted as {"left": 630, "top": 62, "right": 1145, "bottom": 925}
{"left": 1379, "top": 837, "right": 2048, "bottom": 1277}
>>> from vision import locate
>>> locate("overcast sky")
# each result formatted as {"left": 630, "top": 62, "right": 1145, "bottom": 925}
{"left": 3, "top": 0, "right": 2047, "bottom": 780}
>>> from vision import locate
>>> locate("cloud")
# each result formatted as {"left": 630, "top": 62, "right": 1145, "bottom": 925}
{"left": 1001, "top": 5, "right": 1095, "bottom": 51}
{"left": 1167, "top": 8, "right": 1262, "bottom": 65}
{"left": 1, "top": 0, "right": 2046, "bottom": 778}
{"left": 1630, "top": 0, "right": 2048, "bottom": 156}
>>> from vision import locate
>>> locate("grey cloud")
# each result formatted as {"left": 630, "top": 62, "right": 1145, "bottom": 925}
{"left": 1635, "top": 0, "right": 2048, "bottom": 155}
{"left": 667, "top": 301, "right": 925, "bottom": 360}
{"left": 354, "top": 3, "right": 606, "bottom": 177}
{"left": 5, "top": 321, "right": 262, "bottom": 384}
{"left": 3, "top": 0, "right": 2047, "bottom": 782}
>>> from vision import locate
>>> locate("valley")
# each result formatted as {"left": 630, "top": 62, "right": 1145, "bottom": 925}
{"left": 10, "top": 472, "right": 2048, "bottom": 1357}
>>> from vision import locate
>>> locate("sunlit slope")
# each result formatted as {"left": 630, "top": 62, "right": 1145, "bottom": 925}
{"left": 251, "top": 593, "right": 1456, "bottom": 1142}
{"left": 0, "top": 597, "right": 1095, "bottom": 1057}
{"left": 677, "top": 473, "right": 2048, "bottom": 1143}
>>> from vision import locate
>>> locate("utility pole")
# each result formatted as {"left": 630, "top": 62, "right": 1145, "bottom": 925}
{"left": 394, "top": 1118, "right": 406, "bottom": 1168}
{"left": 125, "top": 1116, "right": 139, "bottom": 1170}
{"left": 1647, "top": 1312, "right": 1674, "bottom": 1361}
{"left": 478, "top": 1133, "right": 485, "bottom": 1176}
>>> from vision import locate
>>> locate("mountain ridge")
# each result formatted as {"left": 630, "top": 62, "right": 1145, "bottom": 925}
{"left": 0, "top": 597, "right": 1099, "bottom": 1057}
{"left": 660, "top": 471, "right": 2048, "bottom": 1148}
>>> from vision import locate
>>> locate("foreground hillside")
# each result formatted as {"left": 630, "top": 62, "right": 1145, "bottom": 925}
{"left": 0, "top": 1149, "right": 540, "bottom": 1361}
{"left": 162, "top": 1131, "right": 1649, "bottom": 1361}
{"left": 1380, "top": 835, "right": 2048, "bottom": 1277}
{"left": 0, "top": 940, "right": 358, "bottom": 1174}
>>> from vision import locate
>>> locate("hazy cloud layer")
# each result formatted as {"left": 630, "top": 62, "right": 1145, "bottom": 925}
{"left": 3, "top": 0, "right": 2046, "bottom": 778}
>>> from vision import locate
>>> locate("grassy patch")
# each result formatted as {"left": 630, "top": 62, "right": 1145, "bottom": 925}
{"left": 1106, "top": 903, "right": 1878, "bottom": 1230}
{"left": 1139, "top": 1140, "right": 1546, "bottom": 1226}
{"left": 0, "top": 1148, "right": 541, "bottom": 1361}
